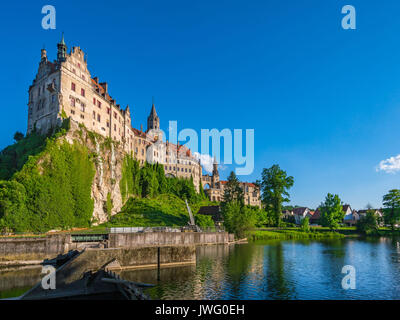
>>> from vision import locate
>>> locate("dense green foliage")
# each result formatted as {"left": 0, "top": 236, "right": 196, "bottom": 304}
{"left": 223, "top": 171, "right": 244, "bottom": 204}
{"left": 383, "top": 189, "right": 400, "bottom": 230}
{"left": 0, "top": 132, "right": 47, "bottom": 180}
{"left": 319, "top": 193, "right": 345, "bottom": 230}
{"left": 261, "top": 164, "right": 294, "bottom": 227}
{"left": 195, "top": 214, "right": 215, "bottom": 228}
{"left": 300, "top": 216, "right": 310, "bottom": 232}
{"left": 222, "top": 201, "right": 257, "bottom": 239}
{"left": 221, "top": 171, "right": 255, "bottom": 238}
{"left": 120, "top": 154, "right": 205, "bottom": 204}
{"left": 357, "top": 210, "right": 379, "bottom": 235}
{"left": 0, "top": 125, "right": 95, "bottom": 233}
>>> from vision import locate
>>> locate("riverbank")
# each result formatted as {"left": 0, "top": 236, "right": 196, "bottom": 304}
{"left": 249, "top": 227, "right": 400, "bottom": 241}
{"left": 249, "top": 229, "right": 345, "bottom": 241}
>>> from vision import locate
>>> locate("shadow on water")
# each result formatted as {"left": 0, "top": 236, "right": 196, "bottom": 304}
{"left": 0, "top": 266, "right": 42, "bottom": 299}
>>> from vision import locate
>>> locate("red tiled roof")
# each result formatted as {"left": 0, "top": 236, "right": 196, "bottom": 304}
{"left": 132, "top": 128, "right": 147, "bottom": 138}
{"left": 310, "top": 208, "right": 321, "bottom": 221}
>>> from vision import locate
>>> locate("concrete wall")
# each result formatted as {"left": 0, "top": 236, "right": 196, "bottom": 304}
{"left": 0, "top": 232, "right": 234, "bottom": 265}
{"left": 108, "top": 232, "right": 233, "bottom": 248}
{"left": 0, "top": 234, "right": 70, "bottom": 263}
{"left": 63, "top": 245, "right": 196, "bottom": 283}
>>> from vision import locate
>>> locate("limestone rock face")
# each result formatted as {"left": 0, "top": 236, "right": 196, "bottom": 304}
{"left": 65, "top": 121, "right": 125, "bottom": 224}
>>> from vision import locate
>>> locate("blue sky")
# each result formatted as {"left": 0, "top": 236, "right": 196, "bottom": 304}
{"left": 0, "top": 0, "right": 399, "bottom": 209}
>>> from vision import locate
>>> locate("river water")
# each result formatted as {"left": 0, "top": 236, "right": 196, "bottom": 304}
{"left": 1, "top": 237, "right": 400, "bottom": 300}
{"left": 122, "top": 237, "right": 400, "bottom": 300}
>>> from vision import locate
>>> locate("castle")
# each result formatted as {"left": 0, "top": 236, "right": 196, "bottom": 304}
{"left": 27, "top": 35, "right": 261, "bottom": 207}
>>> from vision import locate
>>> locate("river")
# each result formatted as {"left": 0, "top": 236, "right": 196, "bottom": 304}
{"left": 1, "top": 237, "right": 400, "bottom": 300}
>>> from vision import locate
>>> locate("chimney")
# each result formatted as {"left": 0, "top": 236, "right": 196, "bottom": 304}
{"left": 100, "top": 82, "right": 108, "bottom": 93}
{"left": 140, "top": 124, "right": 143, "bottom": 132}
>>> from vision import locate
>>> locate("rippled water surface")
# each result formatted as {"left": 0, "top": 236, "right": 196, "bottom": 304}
{"left": 1, "top": 237, "right": 400, "bottom": 299}
{"left": 121, "top": 238, "right": 400, "bottom": 300}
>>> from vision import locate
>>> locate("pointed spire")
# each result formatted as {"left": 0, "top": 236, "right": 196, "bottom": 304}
{"left": 60, "top": 32, "right": 65, "bottom": 45}
{"left": 150, "top": 103, "right": 158, "bottom": 117}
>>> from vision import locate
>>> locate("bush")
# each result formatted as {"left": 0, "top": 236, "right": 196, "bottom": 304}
{"left": 300, "top": 217, "right": 310, "bottom": 232}
{"left": 222, "top": 201, "right": 257, "bottom": 239}
{"left": 195, "top": 214, "right": 215, "bottom": 228}
{"left": 357, "top": 210, "right": 379, "bottom": 235}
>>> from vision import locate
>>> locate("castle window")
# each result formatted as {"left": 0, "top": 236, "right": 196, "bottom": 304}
{"left": 93, "top": 98, "right": 96, "bottom": 105}
{"left": 82, "top": 75, "right": 85, "bottom": 81}
{"left": 71, "top": 82, "right": 75, "bottom": 91}
{"left": 80, "top": 114, "right": 84, "bottom": 119}
{"left": 80, "top": 105, "right": 85, "bottom": 112}
{"left": 97, "top": 114, "right": 101, "bottom": 122}
{"left": 141, "top": 149, "right": 144, "bottom": 156}
{"left": 78, "top": 63, "right": 81, "bottom": 68}
{"left": 114, "top": 124, "right": 116, "bottom": 131}
{"left": 107, "top": 108, "right": 110, "bottom": 114}
{"left": 92, "top": 111, "right": 95, "bottom": 119}
{"left": 71, "top": 110, "right": 75, "bottom": 115}
{"left": 72, "top": 68, "right": 76, "bottom": 74}
{"left": 81, "top": 88, "right": 85, "bottom": 97}
{"left": 70, "top": 98, "right": 75, "bottom": 107}
{"left": 106, "top": 121, "right": 110, "bottom": 128}
{"left": 97, "top": 101, "right": 101, "bottom": 109}
{"left": 114, "top": 112, "right": 117, "bottom": 119}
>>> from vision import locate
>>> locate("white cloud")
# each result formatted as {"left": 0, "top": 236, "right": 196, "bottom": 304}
{"left": 376, "top": 154, "right": 400, "bottom": 173}
{"left": 193, "top": 152, "right": 214, "bottom": 173}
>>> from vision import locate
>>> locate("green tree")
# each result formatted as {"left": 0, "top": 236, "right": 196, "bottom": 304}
{"left": 223, "top": 171, "right": 244, "bottom": 204}
{"left": 382, "top": 189, "right": 400, "bottom": 230}
{"left": 195, "top": 214, "right": 214, "bottom": 228}
{"left": 261, "top": 164, "right": 294, "bottom": 227}
{"left": 357, "top": 209, "right": 378, "bottom": 235}
{"left": 13, "top": 131, "right": 24, "bottom": 142}
{"left": 319, "top": 193, "right": 344, "bottom": 230}
{"left": 222, "top": 201, "right": 257, "bottom": 239}
{"left": 300, "top": 216, "right": 310, "bottom": 232}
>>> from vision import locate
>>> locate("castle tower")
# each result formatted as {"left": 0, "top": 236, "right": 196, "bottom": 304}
{"left": 57, "top": 33, "right": 67, "bottom": 63}
{"left": 147, "top": 103, "right": 160, "bottom": 132}
{"left": 212, "top": 158, "right": 219, "bottom": 187}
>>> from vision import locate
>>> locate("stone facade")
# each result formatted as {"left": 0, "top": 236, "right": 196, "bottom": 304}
{"left": 201, "top": 162, "right": 261, "bottom": 207}
{"left": 27, "top": 36, "right": 258, "bottom": 203}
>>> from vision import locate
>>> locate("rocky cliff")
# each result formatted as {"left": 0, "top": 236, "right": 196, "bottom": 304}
{"left": 65, "top": 120, "right": 124, "bottom": 224}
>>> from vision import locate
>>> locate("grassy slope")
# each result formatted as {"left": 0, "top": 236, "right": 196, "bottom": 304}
{"left": 104, "top": 194, "right": 214, "bottom": 227}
